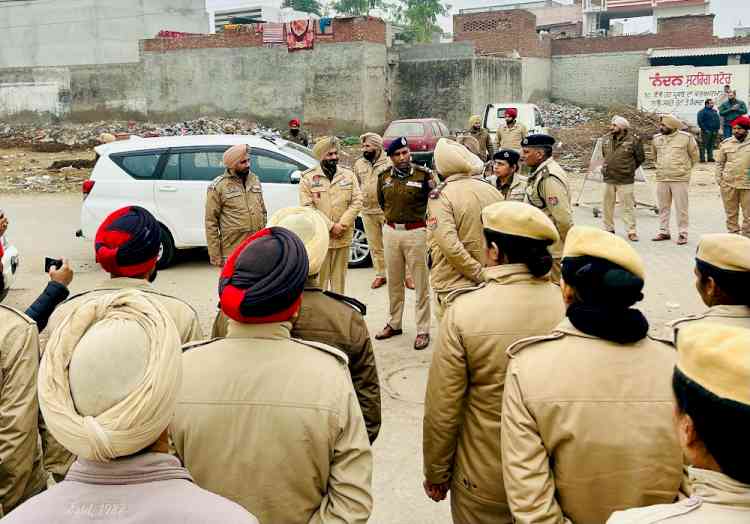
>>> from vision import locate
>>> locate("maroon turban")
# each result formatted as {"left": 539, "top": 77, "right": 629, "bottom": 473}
{"left": 95, "top": 206, "right": 161, "bottom": 277}
{"left": 219, "top": 227, "right": 309, "bottom": 323}
{"left": 732, "top": 115, "right": 750, "bottom": 130}
{"left": 289, "top": 118, "right": 300, "bottom": 128}
{"left": 505, "top": 108, "right": 518, "bottom": 118}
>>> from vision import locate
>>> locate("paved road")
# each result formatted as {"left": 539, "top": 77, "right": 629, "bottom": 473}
{"left": 1, "top": 167, "right": 726, "bottom": 522}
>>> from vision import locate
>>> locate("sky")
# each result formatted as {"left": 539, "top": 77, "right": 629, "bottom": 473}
{"left": 206, "top": 0, "right": 750, "bottom": 37}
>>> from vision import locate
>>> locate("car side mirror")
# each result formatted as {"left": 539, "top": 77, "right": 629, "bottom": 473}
{"left": 290, "top": 170, "right": 302, "bottom": 184}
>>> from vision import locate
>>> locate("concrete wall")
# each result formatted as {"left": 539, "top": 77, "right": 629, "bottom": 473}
{"left": 0, "top": 0, "right": 208, "bottom": 68}
{"left": 472, "top": 58, "right": 523, "bottom": 114}
{"left": 551, "top": 51, "right": 649, "bottom": 107}
{"left": 521, "top": 57, "right": 551, "bottom": 102}
{"left": 141, "top": 42, "right": 387, "bottom": 133}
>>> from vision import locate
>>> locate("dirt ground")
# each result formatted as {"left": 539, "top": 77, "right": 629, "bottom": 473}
{"left": 0, "top": 145, "right": 727, "bottom": 523}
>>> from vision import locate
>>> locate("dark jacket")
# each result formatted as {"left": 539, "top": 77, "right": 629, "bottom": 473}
{"left": 719, "top": 98, "right": 748, "bottom": 125}
{"left": 25, "top": 281, "right": 69, "bottom": 332}
{"left": 697, "top": 107, "right": 721, "bottom": 132}
{"left": 602, "top": 129, "right": 645, "bottom": 185}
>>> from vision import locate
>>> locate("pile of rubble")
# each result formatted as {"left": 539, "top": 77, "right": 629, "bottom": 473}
{"left": 538, "top": 102, "right": 597, "bottom": 129}
{"left": 0, "top": 151, "right": 92, "bottom": 193}
{"left": 0, "top": 118, "right": 282, "bottom": 151}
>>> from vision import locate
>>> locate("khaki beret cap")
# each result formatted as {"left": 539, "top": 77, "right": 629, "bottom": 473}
{"left": 677, "top": 323, "right": 750, "bottom": 405}
{"left": 696, "top": 233, "right": 750, "bottom": 272}
{"left": 434, "top": 137, "right": 484, "bottom": 177}
{"left": 563, "top": 225, "right": 645, "bottom": 279}
{"left": 312, "top": 136, "right": 339, "bottom": 161}
{"left": 268, "top": 206, "right": 329, "bottom": 277}
{"left": 482, "top": 201, "right": 559, "bottom": 243}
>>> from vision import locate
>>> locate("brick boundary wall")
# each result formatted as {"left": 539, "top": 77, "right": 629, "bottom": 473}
{"left": 142, "top": 16, "right": 386, "bottom": 53}
{"left": 453, "top": 9, "right": 551, "bottom": 58}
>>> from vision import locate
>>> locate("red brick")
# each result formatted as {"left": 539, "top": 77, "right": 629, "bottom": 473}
{"left": 453, "top": 9, "right": 551, "bottom": 58}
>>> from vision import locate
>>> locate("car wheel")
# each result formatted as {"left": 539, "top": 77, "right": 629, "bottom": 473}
{"left": 157, "top": 224, "right": 177, "bottom": 269}
{"left": 348, "top": 217, "right": 372, "bottom": 269}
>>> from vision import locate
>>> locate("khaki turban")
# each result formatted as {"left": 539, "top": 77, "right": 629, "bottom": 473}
{"left": 611, "top": 116, "right": 630, "bottom": 129}
{"left": 468, "top": 115, "right": 482, "bottom": 127}
{"left": 360, "top": 132, "right": 383, "bottom": 150}
{"left": 39, "top": 289, "right": 182, "bottom": 462}
{"left": 661, "top": 114, "right": 683, "bottom": 131}
{"left": 312, "top": 136, "right": 339, "bottom": 161}
{"left": 434, "top": 137, "right": 485, "bottom": 178}
{"left": 223, "top": 143, "right": 249, "bottom": 170}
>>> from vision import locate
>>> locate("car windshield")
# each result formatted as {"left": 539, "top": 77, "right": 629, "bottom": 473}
{"left": 385, "top": 122, "right": 426, "bottom": 137}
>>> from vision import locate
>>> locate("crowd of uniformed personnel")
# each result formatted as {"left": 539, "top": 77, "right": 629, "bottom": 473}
{"left": 0, "top": 111, "right": 749, "bottom": 524}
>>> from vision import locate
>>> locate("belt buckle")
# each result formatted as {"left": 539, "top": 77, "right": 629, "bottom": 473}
{"left": 394, "top": 223, "right": 406, "bottom": 231}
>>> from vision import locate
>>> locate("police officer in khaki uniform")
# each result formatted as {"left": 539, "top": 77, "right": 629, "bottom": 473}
{"left": 652, "top": 114, "right": 699, "bottom": 245}
{"left": 492, "top": 149, "right": 525, "bottom": 201}
{"left": 601, "top": 115, "right": 645, "bottom": 241}
{"left": 374, "top": 137, "right": 435, "bottom": 350}
{"left": 522, "top": 134, "right": 573, "bottom": 284}
{"left": 426, "top": 138, "right": 503, "bottom": 319}
{"left": 282, "top": 118, "right": 309, "bottom": 147}
{"left": 669, "top": 233, "right": 750, "bottom": 341}
{"left": 172, "top": 227, "right": 373, "bottom": 524}
{"left": 608, "top": 324, "right": 750, "bottom": 524}
{"left": 495, "top": 108, "right": 527, "bottom": 152}
{"left": 0, "top": 307, "right": 47, "bottom": 516}
{"left": 353, "top": 133, "right": 391, "bottom": 289}
{"left": 716, "top": 115, "right": 750, "bottom": 237}
{"left": 423, "top": 202, "right": 565, "bottom": 523}
{"left": 468, "top": 115, "right": 494, "bottom": 162}
{"left": 501, "top": 226, "right": 682, "bottom": 524}
{"left": 300, "top": 136, "right": 363, "bottom": 294}
{"left": 268, "top": 206, "right": 382, "bottom": 443}
{"left": 205, "top": 143, "right": 267, "bottom": 266}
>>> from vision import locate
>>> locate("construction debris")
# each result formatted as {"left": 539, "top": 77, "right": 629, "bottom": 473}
{"left": 538, "top": 102, "right": 597, "bottom": 129}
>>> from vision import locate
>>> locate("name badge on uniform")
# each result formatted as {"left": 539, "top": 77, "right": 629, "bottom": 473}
{"left": 225, "top": 191, "right": 242, "bottom": 199}
{"left": 312, "top": 175, "right": 322, "bottom": 187}
{"left": 406, "top": 181, "right": 422, "bottom": 188}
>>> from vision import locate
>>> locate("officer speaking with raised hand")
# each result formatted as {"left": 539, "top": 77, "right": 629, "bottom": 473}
{"left": 375, "top": 137, "right": 436, "bottom": 351}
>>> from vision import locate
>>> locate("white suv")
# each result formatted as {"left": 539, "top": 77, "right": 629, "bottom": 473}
{"left": 1, "top": 233, "right": 19, "bottom": 302}
{"left": 79, "top": 134, "right": 371, "bottom": 268}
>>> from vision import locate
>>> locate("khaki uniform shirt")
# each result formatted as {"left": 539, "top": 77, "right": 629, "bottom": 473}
{"left": 353, "top": 152, "right": 391, "bottom": 215}
{"left": 524, "top": 157, "right": 573, "bottom": 258}
{"left": 469, "top": 128, "right": 494, "bottom": 161}
{"left": 497, "top": 173, "right": 526, "bottom": 201}
{"left": 607, "top": 468, "right": 750, "bottom": 523}
{"left": 426, "top": 175, "right": 504, "bottom": 294}
{"left": 652, "top": 131, "right": 700, "bottom": 182}
{"left": 377, "top": 164, "right": 436, "bottom": 224}
{"left": 205, "top": 170, "right": 267, "bottom": 264}
{"left": 670, "top": 304, "right": 750, "bottom": 343}
{"left": 0, "top": 306, "right": 46, "bottom": 517}
{"left": 293, "top": 284, "right": 381, "bottom": 443}
{"left": 172, "top": 321, "right": 373, "bottom": 524}
{"left": 716, "top": 136, "right": 750, "bottom": 189}
{"left": 602, "top": 129, "right": 645, "bottom": 185}
{"left": 501, "top": 319, "right": 682, "bottom": 524}
{"left": 300, "top": 166, "right": 363, "bottom": 249}
{"left": 423, "top": 265, "right": 564, "bottom": 507}
{"left": 283, "top": 129, "right": 310, "bottom": 147}
{"left": 496, "top": 122, "right": 528, "bottom": 151}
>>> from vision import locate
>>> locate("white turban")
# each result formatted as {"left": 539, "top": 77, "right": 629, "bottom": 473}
{"left": 39, "top": 289, "right": 182, "bottom": 462}
{"left": 611, "top": 115, "right": 630, "bottom": 129}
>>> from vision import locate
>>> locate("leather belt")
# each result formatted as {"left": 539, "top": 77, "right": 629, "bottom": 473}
{"left": 387, "top": 221, "right": 426, "bottom": 231}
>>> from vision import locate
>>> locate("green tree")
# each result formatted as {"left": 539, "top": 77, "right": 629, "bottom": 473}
{"left": 332, "top": 0, "right": 374, "bottom": 16}
{"left": 282, "top": 0, "right": 323, "bottom": 16}
{"left": 397, "top": 0, "right": 449, "bottom": 43}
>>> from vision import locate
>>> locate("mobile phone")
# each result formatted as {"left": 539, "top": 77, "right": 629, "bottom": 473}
{"left": 45, "top": 257, "right": 63, "bottom": 273}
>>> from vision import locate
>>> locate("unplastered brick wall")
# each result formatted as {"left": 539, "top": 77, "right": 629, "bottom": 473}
{"left": 142, "top": 16, "right": 386, "bottom": 53}
{"left": 453, "top": 9, "right": 551, "bottom": 58}
{"left": 552, "top": 14, "right": 715, "bottom": 56}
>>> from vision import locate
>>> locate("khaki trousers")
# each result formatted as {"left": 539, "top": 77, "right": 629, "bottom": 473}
{"left": 450, "top": 481, "right": 512, "bottom": 524}
{"left": 602, "top": 183, "right": 636, "bottom": 233}
{"left": 656, "top": 181, "right": 689, "bottom": 236}
{"left": 720, "top": 185, "right": 750, "bottom": 237}
{"left": 383, "top": 225, "right": 430, "bottom": 334}
{"left": 319, "top": 246, "right": 349, "bottom": 294}
{"left": 362, "top": 213, "right": 386, "bottom": 277}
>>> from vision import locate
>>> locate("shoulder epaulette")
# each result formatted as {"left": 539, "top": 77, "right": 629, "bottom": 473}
{"left": 413, "top": 164, "right": 432, "bottom": 174}
{"left": 291, "top": 338, "right": 349, "bottom": 365}
{"left": 667, "top": 312, "right": 706, "bottom": 328}
{"left": 429, "top": 181, "right": 447, "bottom": 199}
{"left": 322, "top": 290, "right": 366, "bottom": 316}
{"left": 301, "top": 166, "right": 317, "bottom": 176}
{"left": 506, "top": 331, "right": 565, "bottom": 357}
{"left": 182, "top": 338, "right": 222, "bottom": 353}
{"left": 208, "top": 173, "right": 228, "bottom": 190}
{"left": 721, "top": 136, "right": 734, "bottom": 144}
{"left": 65, "top": 287, "right": 199, "bottom": 318}
{"left": 0, "top": 304, "right": 35, "bottom": 325}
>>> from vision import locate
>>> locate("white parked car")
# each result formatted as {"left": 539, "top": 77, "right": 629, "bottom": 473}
{"left": 79, "top": 134, "right": 372, "bottom": 268}
{"left": 1, "top": 233, "right": 19, "bottom": 302}
{"left": 483, "top": 103, "right": 548, "bottom": 147}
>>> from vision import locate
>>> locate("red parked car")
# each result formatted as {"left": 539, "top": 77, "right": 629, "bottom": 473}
{"left": 383, "top": 118, "right": 451, "bottom": 167}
